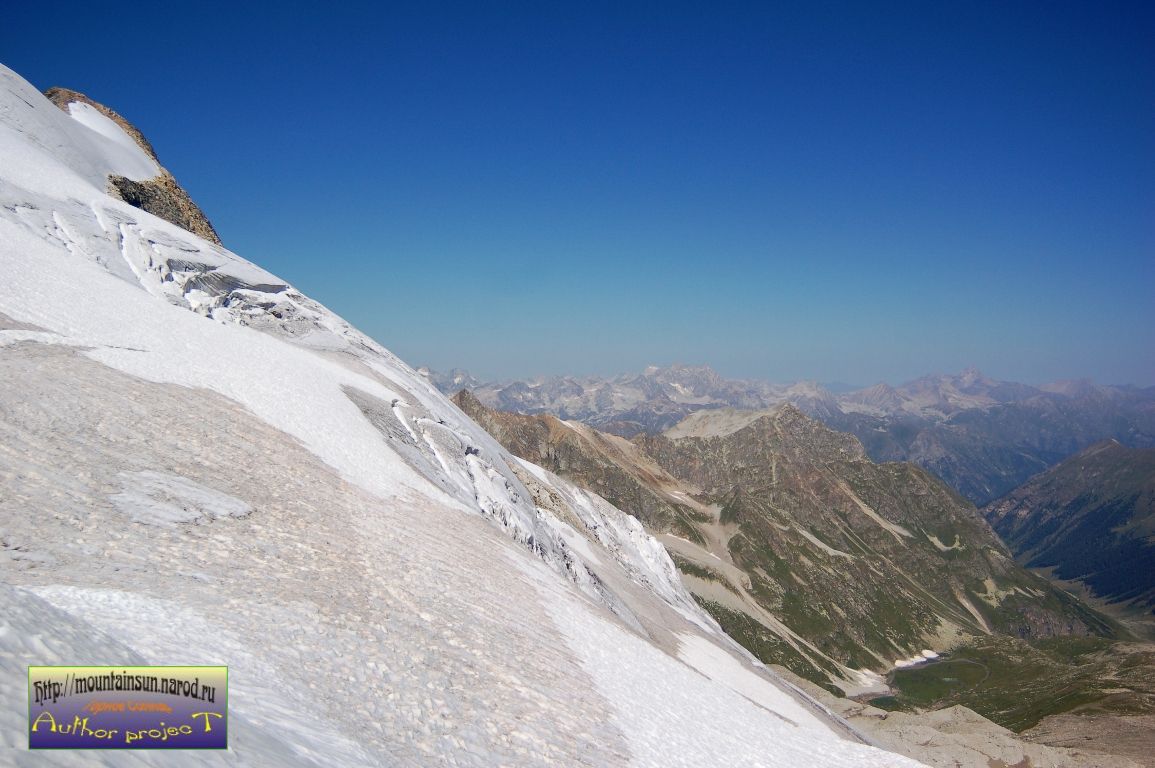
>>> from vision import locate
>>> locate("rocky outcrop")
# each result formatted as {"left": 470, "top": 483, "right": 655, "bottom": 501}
{"left": 44, "top": 87, "right": 222, "bottom": 245}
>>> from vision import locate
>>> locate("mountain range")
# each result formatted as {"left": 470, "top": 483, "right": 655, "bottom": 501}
{"left": 455, "top": 392, "right": 1114, "bottom": 674}
{"left": 427, "top": 364, "right": 1155, "bottom": 505}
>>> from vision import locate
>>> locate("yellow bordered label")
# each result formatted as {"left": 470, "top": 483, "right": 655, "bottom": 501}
{"left": 29, "top": 666, "right": 227, "bottom": 749}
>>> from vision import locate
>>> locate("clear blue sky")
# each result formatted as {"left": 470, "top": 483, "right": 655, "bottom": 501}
{"left": 4, "top": 2, "right": 1152, "bottom": 385}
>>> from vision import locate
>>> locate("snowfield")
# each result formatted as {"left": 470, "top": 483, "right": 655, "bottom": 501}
{"left": 0, "top": 62, "right": 921, "bottom": 766}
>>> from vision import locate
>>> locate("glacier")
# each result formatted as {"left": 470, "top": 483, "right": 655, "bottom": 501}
{"left": 0, "top": 62, "right": 920, "bottom": 766}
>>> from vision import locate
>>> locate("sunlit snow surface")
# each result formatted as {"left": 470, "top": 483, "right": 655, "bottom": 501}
{"left": 63, "top": 102, "right": 160, "bottom": 180}
{"left": 0, "top": 62, "right": 921, "bottom": 766}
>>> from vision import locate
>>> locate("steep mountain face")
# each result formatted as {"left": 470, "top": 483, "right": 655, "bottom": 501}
{"left": 638, "top": 408, "right": 1113, "bottom": 660}
{"left": 431, "top": 365, "right": 1155, "bottom": 505}
{"left": 454, "top": 390, "right": 710, "bottom": 542}
{"left": 44, "top": 86, "right": 222, "bottom": 245}
{"left": 456, "top": 394, "right": 1113, "bottom": 692}
{"left": 0, "top": 62, "right": 925, "bottom": 767}
{"left": 984, "top": 441, "right": 1155, "bottom": 613}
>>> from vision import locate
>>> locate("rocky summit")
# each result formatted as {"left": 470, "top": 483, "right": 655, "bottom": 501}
{"left": 43, "top": 86, "right": 222, "bottom": 245}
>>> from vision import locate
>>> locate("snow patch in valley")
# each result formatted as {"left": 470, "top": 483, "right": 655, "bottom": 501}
{"left": 925, "top": 532, "right": 962, "bottom": 552}
{"left": 835, "top": 479, "right": 913, "bottom": 541}
{"left": 797, "top": 526, "right": 855, "bottom": 559}
{"left": 953, "top": 590, "right": 992, "bottom": 633}
{"left": 893, "top": 650, "right": 940, "bottom": 669}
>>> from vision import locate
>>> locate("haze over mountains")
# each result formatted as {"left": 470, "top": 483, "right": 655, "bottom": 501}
{"left": 427, "top": 364, "right": 1155, "bottom": 505}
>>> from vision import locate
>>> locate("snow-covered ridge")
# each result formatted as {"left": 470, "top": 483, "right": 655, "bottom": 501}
{"left": 0, "top": 62, "right": 921, "bottom": 766}
{"left": 63, "top": 101, "right": 161, "bottom": 179}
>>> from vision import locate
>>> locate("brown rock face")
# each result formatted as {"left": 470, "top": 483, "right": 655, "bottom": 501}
{"left": 44, "top": 86, "right": 222, "bottom": 245}
{"left": 453, "top": 390, "right": 707, "bottom": 540}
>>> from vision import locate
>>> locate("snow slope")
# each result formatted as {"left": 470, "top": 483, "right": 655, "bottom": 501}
{"left": 0, "top": 62, "right": 920, "bottom": 766}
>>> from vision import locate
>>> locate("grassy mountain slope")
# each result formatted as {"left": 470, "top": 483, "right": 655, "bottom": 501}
{"left": 984, "top": 440, "right": 1155, "bottom": 614}
{"left": 457, "top": 392, "right": 1115, "bottom": 693}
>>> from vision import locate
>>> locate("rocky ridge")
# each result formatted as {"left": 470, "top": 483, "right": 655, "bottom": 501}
{"left": 430, "top": 364, "right": 1155, "bottom": 506}
{"left": 44, "top": 86, "right": 222, "bottom": 245}
{"left": 457, "top": 393, "right": 1114, "bottom": 687}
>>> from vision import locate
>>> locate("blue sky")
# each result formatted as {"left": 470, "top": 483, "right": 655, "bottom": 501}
{"left": 4, "top": 2, "right": 1152, "bottom": 385}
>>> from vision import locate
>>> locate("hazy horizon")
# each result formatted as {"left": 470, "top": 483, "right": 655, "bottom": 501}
{"left": 4, "top": 3, "right": 1152, "bottom": 387}
{"left": 419, "top": 359, "right": 1152, "bottom": 391}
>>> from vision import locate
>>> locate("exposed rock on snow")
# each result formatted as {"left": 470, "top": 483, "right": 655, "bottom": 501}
{"left": 44, "top": 86, "right": 223, "bottom": 245}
